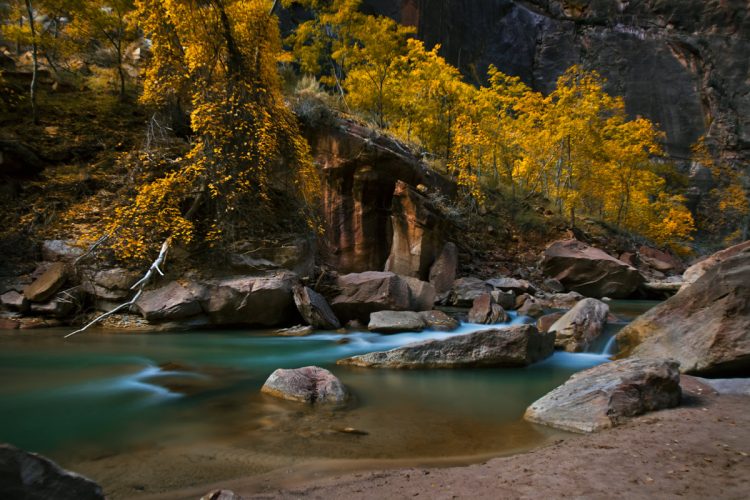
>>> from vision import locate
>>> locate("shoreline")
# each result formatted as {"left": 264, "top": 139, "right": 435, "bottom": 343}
{"left": 140, "top": 376, "right": 750, "bottom": 499}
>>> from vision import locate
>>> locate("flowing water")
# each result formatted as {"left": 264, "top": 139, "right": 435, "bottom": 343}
{"left": 0, "top": 301, "right": 657, "bottom": 498}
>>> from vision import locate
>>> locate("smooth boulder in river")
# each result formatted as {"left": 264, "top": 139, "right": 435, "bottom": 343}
{"left": 617, "top": 249, "right": 750, "bottom": 375}
{"left": 548, "top": 298, "right": 609, "bottom": 352}
{"left": 337, "top": 325, "right": 554, "bottom": 369}
{"left": 0, "top": 443, "right": 105, "bottom": 499}
{"left": 541, "top": 239, "right": 644, "bottom": 298}
{"left": 368, "top": 310, "right": 426, "bottom": 333}
{"left": 261, "top": 366, "right": 349, "bottom": 404}
{"left": 524, "top": 358, "right": 681, "bottom": 433}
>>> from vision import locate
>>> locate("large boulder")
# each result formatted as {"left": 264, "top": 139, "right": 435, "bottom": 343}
{"left": 368, "top": 310, "right": 426, "bottom": 333}
{"left": 23, "top": 262, "right": 67, "bottom": 302}
{"left": 549, "top": 298, "right": 609, "bottom": 352}
{"left": 135, "top": 280, "right": 206, "bottom": 322}
{"left": 261, "top": 366, "right": 349, "bottom": 404}
{"left": 0, "top": 443, "right": 105, "bottom": 500}
{"left": 203, "top": 273, "right": 299, "bottom": 326}
{"left": 617, "top": 250, "right": 750, "bottom": 375}
{"left": 330, "top": 271, "right": 435, "bottom": 322}
{"left": 384, "top": 181, "right": 444, "bottom": 280}
{"left": 467, "top": 293, "right": 508, "bottom": 324}
{"left": 293, "top": 285, "right": 341, "bottom": 329}
{"left": 486, "top": 277, "right": 536, "bottom": 295}
{"left": 541, "top": 239, "right": 645, "bottom": 298}
{"left": 428, "top": 242, "right": 458, "bottom": 295}
{"left": 638, "top": 245, "right": 684, "bottom": 274}
{"left": 337, "top": 325, "right": 554, "bottom": 369}
{"left": 524, "top": 358, "right": 681, "bottom": 433}
{"left": 682, "top": 240, "right": 750, "bottom": 285}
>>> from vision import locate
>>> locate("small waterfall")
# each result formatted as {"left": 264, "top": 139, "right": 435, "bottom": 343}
{"left": 601, "top": 335, "right": 617, "bottom": 356}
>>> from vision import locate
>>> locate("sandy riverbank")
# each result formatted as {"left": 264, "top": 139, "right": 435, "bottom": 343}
{"left": 148, "top": 376, "right": 749, "bottom": 500}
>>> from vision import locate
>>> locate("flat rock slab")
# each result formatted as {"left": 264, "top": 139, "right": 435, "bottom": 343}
{"left": 693, "top": 377, "right": 750, "bottom": 396}
{"left": 524, "top": 358, "right": 681, "bottom": 433}
{"left": 0, "top": 444, "right": 104, "bottom": 500}
{"left": 261, "top": 366, "right": 349, "bottom": 404}
{"left": 368, "top": 310, "right": 425, "bottom": 333}
{"left": 337, "top": 325, "right": 554, "bottom": 369}
{"left": 23, "top": 262, "right": 67, "bottom": 302}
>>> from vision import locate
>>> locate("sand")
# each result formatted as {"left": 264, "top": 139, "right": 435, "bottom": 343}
{"left": 156, "top": 376, "right": 750, "bottom": 500}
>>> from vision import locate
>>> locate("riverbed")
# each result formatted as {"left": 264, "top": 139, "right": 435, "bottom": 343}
{"left": 0, "top": 301, "right": 657, "bottom": 498}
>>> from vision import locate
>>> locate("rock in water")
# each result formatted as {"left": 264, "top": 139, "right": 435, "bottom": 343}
{"left": 448, "top": 277, "right": 492, "bottom": 307}
{"left": 23, "top": 262, "right": 67, "bottom": 302}
{"left": 418, "top": 310, "right": 459, "bottom": 331}
{"left": 541, "top": 239, "right": 644, "bottom": 298}
{"left": 368, "top": 310, "right": 425, "bottom": 333}
{"left": 537, "top": 312, "right": 564, "bottom": 333}
{"left": 274, "top": 325, "right": 314, "bottom": 337}
{"left": 617, "top": 250, "right": 750, "bottom": 375}
{"left": 293, "top": 285, "right": 341, "bottom": 329}
{"left": 0, "top": 443, "right": 105, "bottom": 499}
{"left": 261, "top": 366, "right": 349, "bottom": 404}
{"left": 467, "top": 293, "right": 508, "bottom": 324}
{"left": 524, "top": 358, "right": 681, "bottom": 433}
{"left": 331, "top": 271, "right": 435, "bottom": 322}
{"left": 549, "top": 298, "right": 609, "bottom": 352}
{"left": 337, "top": 325, "right": 554, "bottom": 369}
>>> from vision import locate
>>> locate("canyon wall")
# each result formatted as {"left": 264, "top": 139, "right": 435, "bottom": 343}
{"left": 361, "top": 0, "right": 749, "bottom": 163}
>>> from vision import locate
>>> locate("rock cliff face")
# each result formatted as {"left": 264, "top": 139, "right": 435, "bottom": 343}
{"left": 305, "top": 119, "right": 454, "bottom": 275}
{"left": 362, "top": 0, "right": 749, "bottom": 163}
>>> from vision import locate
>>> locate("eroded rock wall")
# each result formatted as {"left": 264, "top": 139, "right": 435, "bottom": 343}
{"left": 362, "top": 0, "right": 749, "bottom": 162}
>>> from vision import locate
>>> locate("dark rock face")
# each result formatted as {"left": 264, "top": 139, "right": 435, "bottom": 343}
{"left": 261, "top": 366, "right": 349, "bottom": 404}
{"left": 549, "top": 297, "right": 609, "bottom": 352}
{"left": 617, "top": 249, "right": 750, "bottom": 376}
{"left": 308, "top": 119, "right": 454, "bottom": 275}
{"left": 337, "top": 325, "right": 554, "bottom": 368}
{"left": 293, "top": 285, "right": 341, "bottom": 329}
{"left": 330, "top": 271, "right": 435, "bottom": 322}
{"left": 542, "top": 239, "right": 645, "bottom": 298}
{"left": 0, "top": 140, "right": 44, "bottom": 179}
{"left": 524, "top": 358, "right": 681, "bottom": 433}
{"left": 0, "top": 443, "right": 105, "bottom": 500}
{"left": 360, "top": 0, "right": 750, "bottom": 163}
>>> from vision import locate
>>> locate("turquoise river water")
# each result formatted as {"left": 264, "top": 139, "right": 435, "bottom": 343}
{"left": 0, "top": 301, "right": 657, "bottom": 498}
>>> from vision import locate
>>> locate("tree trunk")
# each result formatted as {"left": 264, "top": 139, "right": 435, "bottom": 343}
{"left": 24, "top": 0, "right": 39, "bottom": 124}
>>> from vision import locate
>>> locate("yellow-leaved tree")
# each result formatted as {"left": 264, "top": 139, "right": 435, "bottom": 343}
{"left": 105, "top": 0, "right": 319, "bottom": 261}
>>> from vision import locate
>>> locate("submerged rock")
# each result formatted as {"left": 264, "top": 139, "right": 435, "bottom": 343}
{"left": 549, "top": 298, "right": 609, "bottom": 352}
{"left": 524, "top": 358, "right": 681, "bottom": 433}
{"left": 467, "top": 293, "right": 508, "bottom": 324}
{"left": 541, "top": 239, "right": 644, "bottom": 298}
{"left": 261, "top": 366, "right": 349, "bottom": 404}
{"left": 617, "top": 249, "right": 750, "bottom": 375}
{"left": 274, "top": 325, "right": 314, "bottom": 337}
{"left": 368, "top": 310, "right": 425, "bottom": 333}
{"left": 337, "top": 325, "right": 554, "bottom": 369}
{"left": 293, "top": 285, "right": 341, "bottom": 329}
{"left": 0, "top": 443, "right": 105, "bottom": 500}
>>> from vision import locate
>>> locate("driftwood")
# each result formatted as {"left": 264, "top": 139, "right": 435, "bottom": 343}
{"left": 64, "top": 239, "right": 170, "bottom": 339}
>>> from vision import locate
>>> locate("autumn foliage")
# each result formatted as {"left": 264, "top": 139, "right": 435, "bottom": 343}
{"left": 285, "top": 0, "right": 696, "bottom": 250}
